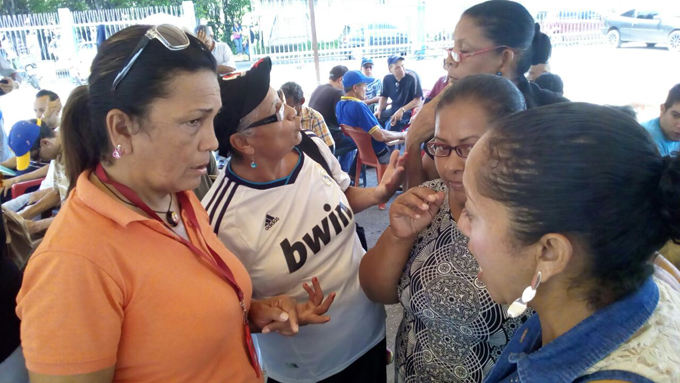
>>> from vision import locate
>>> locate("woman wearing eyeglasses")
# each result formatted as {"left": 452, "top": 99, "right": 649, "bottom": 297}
{"left": 360, "top": 74, "right": 529, "bottom": 383}
{"left": 204, "top": 57, "right": 406, "bottom": 383}
{"left": 404, "top": 0, "right": 568, "bottom": 190}
{"left": 16, "top": 25, "right": 331, "bottom": 383}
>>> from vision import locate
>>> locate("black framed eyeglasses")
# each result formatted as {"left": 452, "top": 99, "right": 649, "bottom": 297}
{"left": 112, "top": 24, "right": 191, "bottom": 91}
{"left": 426, "top": 139, "right": 475, "bottom": 158}
{"left": 243, "top": 90, "right": 287, "bottom": 129}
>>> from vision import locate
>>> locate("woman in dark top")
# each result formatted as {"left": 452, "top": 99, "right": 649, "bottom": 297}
{"left": 404, "top": 0, "right": 568, "bottom": 189}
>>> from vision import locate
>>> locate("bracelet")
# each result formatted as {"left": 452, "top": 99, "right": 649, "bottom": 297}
{"left": 399, "top": 108, "right": 406, "bottom": 113}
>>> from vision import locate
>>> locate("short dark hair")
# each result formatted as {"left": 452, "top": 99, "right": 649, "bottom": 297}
{"left": 534, "top": 73, "right": 564, "bottom": 95}
{"left": 61, "top": 25, "right": 216, "bottom": 191}
{"left": 477, "top": 102, "right": 680, "bottom": 309}
{"left": 35, "top": 89, "right": 59, "bottom": 101}
{"left": 281, "top": 81, "right": 304, "bottom": 104}
{"left": 664, "top": 83, "right": 680, "bottom": 110}
{"left": 463, "top": 1, "right": 552, "bottom": 78}
{"left": 329, "top": 65, "right": 348, "bottom": 81}
{"left": 29, "top": 118, "right": 55, "bottom": 159}
{"left": 344, "top": 86, "right": 355, "bottom": 94}
{"left": 436, "top": 74, "right": 526, "bottom": 122}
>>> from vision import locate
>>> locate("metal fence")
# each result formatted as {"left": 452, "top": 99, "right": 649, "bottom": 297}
{"left": 247, "top": 0, "right": 616, "bottom": 62}
{"left": 1, "top": 3, "right": 193, "bottom": 79}
{"left": 0, "top": 13, "right": 61, "bottom": 66}
{"left": 71, "top": 6, "right": 186, "bottom": 47}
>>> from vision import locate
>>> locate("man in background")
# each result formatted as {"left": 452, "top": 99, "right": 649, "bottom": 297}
{"left": 309, "top": 65, "right": 348, "bottom": 134}
{"left": 195, "top": 25, "right": 236, "bottom": 75}
{"left": 33, "top": 90, "right": 62, "bottom": 130}
{"left": 337, "top": 70, "right": 406, "bottom": 164}
{"left": 360, "top": 58, "right": 382, "bottom": 112}
{"left": 641, "top": 83, "right": 680, "bottom": 157}
{"left": 281, "top": 81, "right": 335, "bottom": 152}
{"left": 376, "top": 55, "right": 423, "bottom": 132}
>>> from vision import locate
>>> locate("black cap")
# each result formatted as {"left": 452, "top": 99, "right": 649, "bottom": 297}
{"left": 214, "top": 57, "right": 272, "bottom": 156}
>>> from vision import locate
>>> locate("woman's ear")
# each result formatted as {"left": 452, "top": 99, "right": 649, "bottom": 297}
{"left": 230, "top": 133, "right": 255, "bottom": 157}
{"left": 534, "top": 233, "right": 573, "bottom": 285}
{"left": 498, "top": 49, "right": 516, "bottom": 77}
{"left": 105, "top": 109, "right": 136, "bottom": 154}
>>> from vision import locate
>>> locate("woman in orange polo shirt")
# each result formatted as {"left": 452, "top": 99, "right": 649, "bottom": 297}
{"left": 16, "top": 25, "right": 333, "bottom": 383}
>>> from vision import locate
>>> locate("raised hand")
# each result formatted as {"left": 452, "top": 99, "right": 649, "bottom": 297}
{"left": 297, "top": 277, "right": 336, "bottom": 325}
{"left": 375, "top": 150, "right": 407, "bottom": 203}
{"left": 389, "top": 187, "right": 445, "bottom": 239}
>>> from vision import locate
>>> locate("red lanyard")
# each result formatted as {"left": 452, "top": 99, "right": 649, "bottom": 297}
{"left": 95, "top": 164, "right": 260, "bottom": 376}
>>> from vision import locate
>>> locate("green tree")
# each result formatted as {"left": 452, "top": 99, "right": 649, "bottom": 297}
{"left": 194, "top": 0, "right": 250, "bottom": 49}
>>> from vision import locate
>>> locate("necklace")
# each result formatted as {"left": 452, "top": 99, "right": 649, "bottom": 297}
{"left": 98, "top": 177, "right": 180, "bottom": 227}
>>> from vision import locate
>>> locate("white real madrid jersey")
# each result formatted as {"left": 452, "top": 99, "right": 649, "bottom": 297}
{"left": 202, "top": 137, "right": 385, "bottom": 382}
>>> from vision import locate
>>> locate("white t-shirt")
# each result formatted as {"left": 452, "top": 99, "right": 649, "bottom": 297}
{"left": 38, "top": 157, "right": 67, "bottom": 200}
{"left": 212, "top": 41, "right": 235, "bottom": 73}
{"left": 202, "top": 137, "right": 385, "bottom": 383}
{"left": 38, "top": 161, "right": 55, "bottom": 191}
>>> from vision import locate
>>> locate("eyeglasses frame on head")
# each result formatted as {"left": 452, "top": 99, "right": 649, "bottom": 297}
{"left": 426, "top": 139, "right": 475, "bottom": 158}
{"left": 112, "top": 24, "right": 191, "bottom": 92}
{"left": 242, "top": 90, "right": 287, "bottom": 130}
{"left": 444, "top": 45, "right": 514, "bottom": 63}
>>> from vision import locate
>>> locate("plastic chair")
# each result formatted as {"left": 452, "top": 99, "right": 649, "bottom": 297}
{"left": 11, "top": 178, "right": 44, "bottom": 199}
{"left": 341, "top": 124, "right": 389, "bottom": 210}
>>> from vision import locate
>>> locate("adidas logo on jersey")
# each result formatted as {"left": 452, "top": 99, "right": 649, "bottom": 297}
{"left": 264, "top": 214, "right": 280, "bottom": 231}
{"left": 280, "top": 202, "right": 354, "bottom": 273}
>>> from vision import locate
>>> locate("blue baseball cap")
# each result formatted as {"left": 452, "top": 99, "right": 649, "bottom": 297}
{"left": 361, "top": 58, "right": 374, "bottom": 67}
{"left": 342, "top": 70, "right": 374, "bottom": 88}
{"left": 8, "top": 120, "right": 41, "bottom": 171}
{"left": 387, "top": 54, "right": 405, "bottom": 66}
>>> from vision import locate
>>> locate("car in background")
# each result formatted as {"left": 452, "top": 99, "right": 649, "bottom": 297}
{"left": 602, "top": 9, "right": 680, "bottom": 51}
{"left": 340, "top": 23, "right": 409, "bottom": 59}
{"left": 536, "top": 9, "right": 604, "bottom": 45}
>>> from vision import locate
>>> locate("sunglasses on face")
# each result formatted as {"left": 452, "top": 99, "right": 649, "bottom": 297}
{"left": 426, "top": 139, "right": 475, "bottom": 158}
{"left": 112, "top": 24, "right": 192, "bottom": 91}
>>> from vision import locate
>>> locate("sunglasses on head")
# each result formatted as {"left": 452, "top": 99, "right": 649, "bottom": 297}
{"left": 112, "top": 24, "right": 192, "bottom": 91}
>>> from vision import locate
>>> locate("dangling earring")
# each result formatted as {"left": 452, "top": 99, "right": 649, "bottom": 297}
{"left": 507, "top": 271, "right": 541, "bottom": 318}
{"left": 112, "top": 144, "right": 122, "bottom": 159}
{"left": 496, "top": 71, "right": 503, "bottom": 76}
{"left": 250, "top": 154, "right": 257, "bottom": 169}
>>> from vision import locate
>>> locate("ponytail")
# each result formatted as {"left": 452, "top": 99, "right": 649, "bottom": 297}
{"left": 530, "top": 23, "right": 552, "bottom": 65}
{"left": 61, "top": 85, "right": 111, "bottom": 192}
{"left": 60, "top": 25, "right": 215, "bottom": 193}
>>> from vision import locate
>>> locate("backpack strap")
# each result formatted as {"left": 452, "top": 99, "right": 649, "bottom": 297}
{"left": 295, "top": 130, "right": 368, "bottom": 251}
{"left": 296, "top": 130, "right": 332, "bottom": 176}
{"left": 573, "top": 370, "right": 655, "bottom": 383}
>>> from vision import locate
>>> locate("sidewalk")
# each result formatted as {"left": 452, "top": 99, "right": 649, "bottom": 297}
{"left": 354, "top": 167, "right": 402, "bottom": 383}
